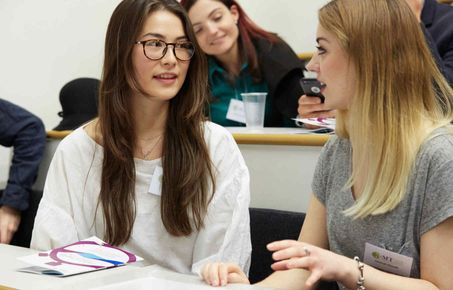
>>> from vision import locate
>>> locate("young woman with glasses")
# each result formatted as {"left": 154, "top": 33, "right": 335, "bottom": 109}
{"left": 31, "top": 0, "right": 251, "bottom": 275}
{"left": 180, "top": 0, "right": 304, "bottom": 127}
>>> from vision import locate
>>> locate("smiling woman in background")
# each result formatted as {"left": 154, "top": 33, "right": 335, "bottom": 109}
{"left": 181, "top": 0, "right": 304, "bottom": 127}
{"left": 31, "top": 0, "right": 251, "bottom": 275}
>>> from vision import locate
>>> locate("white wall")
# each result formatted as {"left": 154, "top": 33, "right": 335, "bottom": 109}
{"left": 0, "top": 0, "right": 327, "bottom": 191}
{"left": 240, "top": 144, "right": 321, "bottom": 213}
{"left": 238, "top": 0, "right": 328, "bottom": 53}
{"left": 0, "top": 0, "right": 121, "bottom": 181}
{"left": 0, "top": 0, "right": 121, "bottom": 129}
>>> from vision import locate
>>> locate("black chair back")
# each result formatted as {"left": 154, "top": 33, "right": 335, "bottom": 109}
{"left": 249, "top": 207, "right": 305, "bottom": 283}
{"left": 248, "top": 207, "right": 339, "bottom": 290}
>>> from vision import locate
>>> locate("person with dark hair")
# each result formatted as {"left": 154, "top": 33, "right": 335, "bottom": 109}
{"left": 53, "top": 77, "right": 100, "bottom": 131}
{"left": 199, "top": 0, "right": 453, "bottom": 288}
{"left": 31, "top": 0, "right": 251, "bottom": 275}
{"left": 181, "top": 0, "right": 304, "bottom": 127}
{"left": 0, "top": 99, "right": 46, "bottom": 244}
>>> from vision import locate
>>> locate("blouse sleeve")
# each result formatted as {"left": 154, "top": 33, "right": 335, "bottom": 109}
{"left": 30, "top": 143, "right": 79, "bottom": 251}
{"left": 191, "top": 126, "right": 251, "bottom": 275}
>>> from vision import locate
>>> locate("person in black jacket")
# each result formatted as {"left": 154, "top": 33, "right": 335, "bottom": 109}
{"left": 181, "top": 0, "right": 304, "bottom": 127}
{"left": 412, "top": 0, "right": 453, "bottom": 86}
{"left": 0, "top": 99, "right": 46, "bottom": 244}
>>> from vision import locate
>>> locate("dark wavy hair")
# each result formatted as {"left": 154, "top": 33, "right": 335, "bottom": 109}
{"left": 181, "top": 0, "right": 280, "bottom": 81}
{"left": 98, "top": 0, "right": 214, "bottom": 245}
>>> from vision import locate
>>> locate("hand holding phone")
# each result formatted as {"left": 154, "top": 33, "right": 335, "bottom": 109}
{"left": 300, "top": 78, "right": 325, "bottom": 103}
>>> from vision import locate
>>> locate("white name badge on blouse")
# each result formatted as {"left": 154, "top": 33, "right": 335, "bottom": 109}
{"left": 226, "top": 99, "right": 246, "bottom": 124}
{"left": 148, "top": 165, "right": 163, "bottom": 196}
{"left": 363, "top": 242, "right": 413, "bottom": 277}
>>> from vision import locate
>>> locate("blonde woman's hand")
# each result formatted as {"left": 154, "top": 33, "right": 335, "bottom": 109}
{"left": 268, "top": 240, "right": 355, "bottom": 288}
{"left": 201, "top": 262, "right": 250, "bottom": 287}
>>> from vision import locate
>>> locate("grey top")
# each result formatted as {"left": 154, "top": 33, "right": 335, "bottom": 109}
{"left": 312, "top": 130, "right": 453, "bottom": 288}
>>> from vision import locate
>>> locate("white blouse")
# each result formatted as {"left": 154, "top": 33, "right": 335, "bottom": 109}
{"left": 31, "top": 122, "right": 251, "bottom": 275}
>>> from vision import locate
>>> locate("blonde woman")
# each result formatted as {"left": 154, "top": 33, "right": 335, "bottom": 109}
{"left": 200, "top": 0, "right": 453, "bottom": 289}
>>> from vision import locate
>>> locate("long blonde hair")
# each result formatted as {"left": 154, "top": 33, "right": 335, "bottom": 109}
{"left": 319, "top": 0, "right": 453, "bottom": 218}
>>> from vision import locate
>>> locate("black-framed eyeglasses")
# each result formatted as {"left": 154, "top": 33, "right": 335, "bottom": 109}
{"left": 135, "top": 39, "right": 195, "bottom": 61}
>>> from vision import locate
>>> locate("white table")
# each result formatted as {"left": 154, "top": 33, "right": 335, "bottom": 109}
{"left": 0, "top": 244, "right": 271, "bottom": 290}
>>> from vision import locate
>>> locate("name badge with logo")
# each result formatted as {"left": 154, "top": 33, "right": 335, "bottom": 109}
{"left": 226, "top": 99, "right": 246, "bottom": 124}
{"left": 148, "top": 165, "right": 163, "bottom": 196}
{"left": 363, "top": 242, "right": 413, "bottom": 277}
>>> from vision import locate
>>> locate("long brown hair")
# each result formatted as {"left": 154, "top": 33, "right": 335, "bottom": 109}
{"left": 320, "top": 0, "right": 453, "bottom": 218}
{"left": 181, "top": 0, "right": 280, "bottom": 81}
{"left": 98, "top": 0, "right": 214, "bottom": 245}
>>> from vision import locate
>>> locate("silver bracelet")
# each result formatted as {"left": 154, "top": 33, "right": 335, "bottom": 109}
{"left": 354, "top": 256, "right": 365, "bottom": 290}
